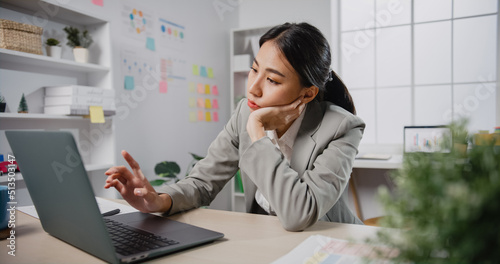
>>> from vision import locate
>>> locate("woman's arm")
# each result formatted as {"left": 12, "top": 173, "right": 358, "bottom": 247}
{"left": 241, "top": 105, "right": 365, "bottom": 231}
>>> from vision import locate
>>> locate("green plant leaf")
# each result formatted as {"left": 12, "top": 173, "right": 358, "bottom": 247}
{"left": 149, "top": 179, "right": 167, "bottom": 186}
{"left": 154, "top": 161, "right": 180, "bottom": 178}
{"left": 189, "top": 153, "right": 204, "bottom": 161}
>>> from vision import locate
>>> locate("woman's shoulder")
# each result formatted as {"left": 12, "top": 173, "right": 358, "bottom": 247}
{"left": 316, "top": 101, "right": 365, "bottom": 131}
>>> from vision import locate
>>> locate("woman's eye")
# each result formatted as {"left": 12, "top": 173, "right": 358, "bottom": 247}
{"left": 267, "top": 78, "right": 279, "bottom": 85}
{"left": 250, "top": 66, "right": 257, "bottom": 72}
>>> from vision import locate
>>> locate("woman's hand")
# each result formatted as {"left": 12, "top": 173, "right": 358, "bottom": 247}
{"left": 104, "top": 150, "right": 172, "bottom": 213}
{"left": 247, "top": 96, "right": 306, "bottom": 142}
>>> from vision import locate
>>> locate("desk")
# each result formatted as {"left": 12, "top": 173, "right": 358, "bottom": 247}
{"left": 0, "top": 206, "right": 381, "bottom": 263}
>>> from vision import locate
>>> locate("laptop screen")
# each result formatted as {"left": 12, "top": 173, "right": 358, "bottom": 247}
{"left": 404, "top": 126, "right": 451, "bottom": 153}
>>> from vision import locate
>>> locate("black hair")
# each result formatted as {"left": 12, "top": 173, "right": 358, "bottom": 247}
{"left": 259, "top": 22, "right": 356, "bottom": 115}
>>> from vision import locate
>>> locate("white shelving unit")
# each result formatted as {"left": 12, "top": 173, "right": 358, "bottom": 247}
{"left": 0, "top": 0, "right": 115, "bottom": 201}
{"left": 229, "top": 26, "right": 272, "bottom": 212}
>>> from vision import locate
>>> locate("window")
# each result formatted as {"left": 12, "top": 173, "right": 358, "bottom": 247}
{"left": 337, "top": 0, "right": 498, "bottom": 145}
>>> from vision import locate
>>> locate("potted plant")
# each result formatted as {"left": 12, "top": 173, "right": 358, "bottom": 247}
{"left": 0, "top": 92, "right": 6, "bottom": 113}
{"left": 63, "top": 26, "right": 93, "bottom": 63}
{"left": 150, "top": 153, "right": 204, "bottom": 186}
{"left": 370, "top": 119, "right": 500, "bottom": 263}
{"left": 45, "top": 38, "right": 62, "bottom": 59}
{"left": 17, "top": 93, "right": 28, "bottom": 113}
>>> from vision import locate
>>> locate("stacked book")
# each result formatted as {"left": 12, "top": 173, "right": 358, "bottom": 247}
{"left": 44, "top": 85, "right": 116, "bottom": 116}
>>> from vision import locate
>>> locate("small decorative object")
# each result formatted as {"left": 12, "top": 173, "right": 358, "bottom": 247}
{"left": 0, "top": 19, "right": 43, "bottom": 55}
{"left": 63, "top": 26, "right": 93, "bottom": 63}
{"left": 17, "top": 93, "right": 28, "bottom": 113}
{"left": 45, "top": 38, "right": 62, "bottom": 59}
{"left": 150, "top": 153, "right": 204, "bottom": 186}
{"left": 0, "top": 92, "right": 6, "bottom": 112}
{"left": 370, "top": 119, "right": 500, "bottom": 263}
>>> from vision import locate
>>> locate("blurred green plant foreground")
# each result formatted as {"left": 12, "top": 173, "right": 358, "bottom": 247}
{"left": 373, "top": 120, "right": 500, "bottom": 263}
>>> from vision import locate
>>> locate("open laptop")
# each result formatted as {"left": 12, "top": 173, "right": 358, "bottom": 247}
{"left": 6, "top": 130, "right": 224, "bottom": 263}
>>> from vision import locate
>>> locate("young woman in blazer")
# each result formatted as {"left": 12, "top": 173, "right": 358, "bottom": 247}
{"left": 105, "top": 22, "right": 365, "bottom": 231}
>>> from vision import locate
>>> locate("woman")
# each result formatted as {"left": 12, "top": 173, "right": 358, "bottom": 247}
{"left": 105, "top": 22, "right": 365, "bottom": 231}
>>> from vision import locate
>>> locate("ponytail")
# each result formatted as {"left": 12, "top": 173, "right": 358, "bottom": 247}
{"left": 322, "top": 70, "right": 356, "bottom": 115}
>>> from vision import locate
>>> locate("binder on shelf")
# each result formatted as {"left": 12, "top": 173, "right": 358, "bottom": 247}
{"left": 44, "top": 95, "right": 115, "bottom": 107}
{"left": 43, "top": 85, "right": 116, "bottom": 116}
{"left": 43, "top": 105, "right": 116, "bottom": 116}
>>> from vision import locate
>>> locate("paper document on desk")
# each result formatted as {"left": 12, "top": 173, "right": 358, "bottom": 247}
{"left": 17, "top": 197, "right": 138, "bottom": 219}
{"left": 273, "top": 235, "right": 396, "bottom": 264}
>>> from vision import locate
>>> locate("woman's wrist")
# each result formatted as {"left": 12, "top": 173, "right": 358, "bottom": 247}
{"left": 247, "top": 115, "right": 266, "bottom": 142}
{"left": 158, "top": 193, "right": 173, "bottom": 213}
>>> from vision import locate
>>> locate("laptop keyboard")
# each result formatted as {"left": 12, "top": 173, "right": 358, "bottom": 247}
{"left": 104, "top": 218, "right": 179, "bottom": 256}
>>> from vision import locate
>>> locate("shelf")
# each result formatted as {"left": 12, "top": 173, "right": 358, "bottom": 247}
{"left": 0, "top": 48, "right": 110, "bottom": 73}
{"left": 0, "top": 0, "right": 108, "bottom": 25}
{"left": 0, "top": 113, "right": 113, "bottom": 120}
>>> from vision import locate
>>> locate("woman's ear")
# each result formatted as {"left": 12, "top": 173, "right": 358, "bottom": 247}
{"left": 302, "top": 86, "right": 319, "bottom": 104}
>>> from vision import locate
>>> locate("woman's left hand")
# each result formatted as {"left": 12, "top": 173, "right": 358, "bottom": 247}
{"left": 247, "top": 96, "right": 306, "bottom": 142}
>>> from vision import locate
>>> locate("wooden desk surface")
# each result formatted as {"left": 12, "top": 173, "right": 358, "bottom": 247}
{"left": 0, "top": 206, "right": 381, "bottom": 263}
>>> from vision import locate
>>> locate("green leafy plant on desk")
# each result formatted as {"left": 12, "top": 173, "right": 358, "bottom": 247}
{"left": 372, "top": 119, "right": 500, "bottom": 263}
{"left": 150, "top": 153, "right": 204, "bottom": 186}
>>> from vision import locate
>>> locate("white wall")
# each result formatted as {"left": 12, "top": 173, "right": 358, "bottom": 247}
{"left": 44, "top": 0, "right": 239, "bottom": 210}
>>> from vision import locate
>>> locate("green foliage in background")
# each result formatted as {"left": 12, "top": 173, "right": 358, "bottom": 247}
{"left": 45, "top": 38, "right": 60, "bottom": 46}
{"left": 373, "top": 120, "right": 500, "bottom": 263}
{"left": 150, "top": 153, "right": 204, "bottom": 186}
{"left": 63, "top": 26, "right": 93, "bottom": 48}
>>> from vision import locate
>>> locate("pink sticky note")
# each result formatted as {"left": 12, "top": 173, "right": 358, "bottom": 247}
{"left": 197, "top": 98, "right": 205, "bottom": 108}
{"left": 159, "top": 81, "right": 168, "bottom": 93}
{"left": 197, "top": 83, "right": 204, "bottom": 94}
{"left": 92, "top": 0, "right": 103, "bottom": 6}
{"left": 198, "top": 111, "right": 204, "bottom": 121}
{"left": 212, "top": 85, "right": 219, "bottom": 95}
{"left": 213, "top": 112, "right": 219, "bottom": 122}
{"left": 212, "top": 99, "right": 219, "bottom": 109}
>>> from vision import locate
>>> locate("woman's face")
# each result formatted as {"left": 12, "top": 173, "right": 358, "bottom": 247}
{"left": 246, "top": 41, "right": 306, "bottom": 112}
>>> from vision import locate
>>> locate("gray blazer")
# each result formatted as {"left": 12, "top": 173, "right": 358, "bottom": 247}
{"left": 159, "top": 99, "right": 365, "bottom": 231}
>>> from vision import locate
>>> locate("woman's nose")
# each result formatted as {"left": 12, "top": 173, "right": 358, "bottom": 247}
{"left": 247, "top": 75, "right": 263, "bottom": 97}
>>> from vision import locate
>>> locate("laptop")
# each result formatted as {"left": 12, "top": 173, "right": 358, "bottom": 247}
{"left": 6, "top": 130, "right": 224, "bottom": 263}
{"left": 403, "top": 126, "right": 452, "bottom": 153}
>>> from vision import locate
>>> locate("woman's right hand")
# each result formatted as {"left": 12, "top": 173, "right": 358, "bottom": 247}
{"left": 104, "top": 150, "right": 172, "bottom": 213}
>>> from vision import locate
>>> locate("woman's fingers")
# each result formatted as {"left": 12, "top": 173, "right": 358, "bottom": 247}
{"left": 122, "top": 150, "right": 147, "bottom": 181}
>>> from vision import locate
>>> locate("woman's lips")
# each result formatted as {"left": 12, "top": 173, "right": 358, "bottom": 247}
{"left": 247, "top": 99, "right": 261, "bottom": 110}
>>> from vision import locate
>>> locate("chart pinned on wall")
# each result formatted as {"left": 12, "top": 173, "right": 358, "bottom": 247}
{"left": 121, "top": 1, "right": 155, "bottom": 50}
{"left": 121, "top": 49, "right": 155, "bottom": 91}
{"left": 158, "top": 17, "right": 185, "bottom": 51}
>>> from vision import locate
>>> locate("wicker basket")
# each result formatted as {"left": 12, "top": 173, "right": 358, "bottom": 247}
{"left": 0, "top": 19, "right": 43, "bottom": 55}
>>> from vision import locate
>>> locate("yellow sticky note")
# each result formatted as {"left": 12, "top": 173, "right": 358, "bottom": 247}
{"left": 205, "top": 111, "right": 211, "bottom": 122}
{"left": 207, "top": 67, "right": 214, "bottom": 78}
{"left": 189, "top": 111, "right": 197, "bottom": 122}
{"left": 192, "top": 65, "right": 199, "bottom": 76}
{"left": 89, "top": 106, "right": 105, "bottom": 123}
{"left": 188, "top": 97, "right": 196, "bottom": 108}
{"left": 205, "top": 98, "right": 212, "bottom": 109}
{"left": 205, "top": 84, "right": 210, "bottom": 94}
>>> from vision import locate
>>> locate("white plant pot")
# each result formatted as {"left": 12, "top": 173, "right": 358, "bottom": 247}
{"left": 46, "top": 46, "right": 62, "bottom": 59}
{"left": 73, "top": 47, "right": 89, "bottom": 63}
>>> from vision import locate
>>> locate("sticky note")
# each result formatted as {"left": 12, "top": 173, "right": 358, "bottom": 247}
{"left": 146, "top": 37, "right": 156, "bottom": 51}
{"left": 192, "top": 65, "right": 199, "bottom": 76}
{"left": 213, "top": 112, "right": 219, "bottom": 122}
{"left": 205, "top": 84, "right": 210, "bottom": 94}
{"left": 198, "top": 111, "right": 204, "bottom": 121}
{"left": 197, "top": 98, "right": 205, "bottom": 108}
{"left": 212, "top": 85, "right": 219, "bottom": 95}
{"left": 205, "top": 99, "right": 212, "bottom": 109}
{"left": 207, "top": 68, "right": 214, "bottom": 78}
{"left": 188, "top": 82, "right": 195, "bottom": 93}
{"left": 200, "top": 66, "right": 208, "bottom": 78}
{"left": 188, "top": 97, "right": 196, "bottom": 108}
{"left": 124, "top": 75, "right": 134, "bottom": 90}
{"left": 159, "top": 81, "right": 168, "bottom": 93}
{"left": 212, "top": 99, "right": 219, "bottom": 109}
{"left": 205, "top": 111, "right": 211, "bottom": 122}
{"left": 189, "top": 112, "right": 197, "bottom": 122}
{"left": 197, "top": 83, "right": 204, "bottom": 94}
{"left": 89, "top": 106, "right": 105, "bottom": 123}
{"left": 92, "top": 0, "right": 103, "bottom": 6}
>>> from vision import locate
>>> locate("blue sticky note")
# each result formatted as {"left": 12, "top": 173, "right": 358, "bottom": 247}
{"left": 124, "top": 75, "right": 135, "bottom": 90}
{"left": 200, "top": 66, "right": 208, "bottom": 78}
{"left": 146, "top": 37, "right": 156, "bottom": 51}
